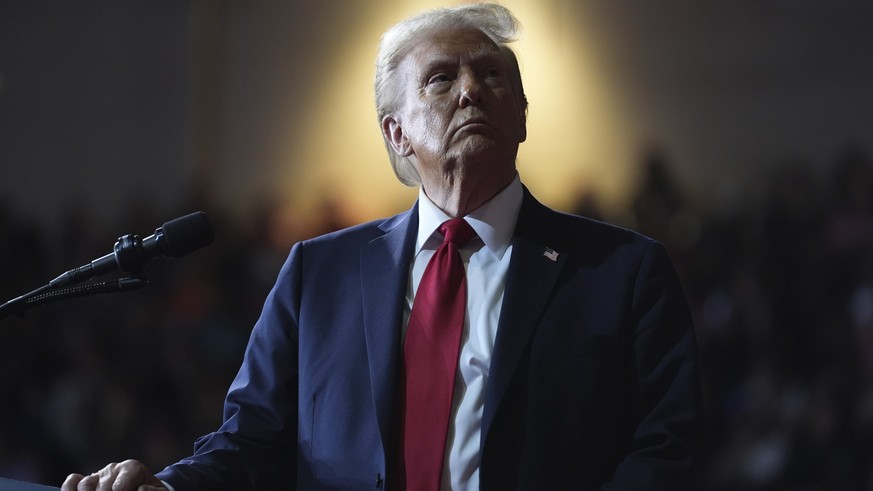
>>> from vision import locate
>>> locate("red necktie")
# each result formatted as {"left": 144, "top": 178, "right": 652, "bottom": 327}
{"left": 401, "top": 218, "right": 476, "bottom": 491}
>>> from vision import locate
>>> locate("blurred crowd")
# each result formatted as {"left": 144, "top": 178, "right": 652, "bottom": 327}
{"left": 2, "top": 144, "right": 872, "bottom": 489}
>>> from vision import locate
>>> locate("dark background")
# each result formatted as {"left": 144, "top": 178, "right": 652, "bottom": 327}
{"left": 2, "top": 1, "right": 873, "bottom": 489}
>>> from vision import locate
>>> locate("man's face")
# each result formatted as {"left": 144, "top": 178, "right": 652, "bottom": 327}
{"left": 385, "top": 27, "right": 527, "bottom": 188}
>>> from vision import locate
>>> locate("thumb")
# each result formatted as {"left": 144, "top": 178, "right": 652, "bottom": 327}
{"left": 137, "top": 486, "right": 167, "bottom": 491}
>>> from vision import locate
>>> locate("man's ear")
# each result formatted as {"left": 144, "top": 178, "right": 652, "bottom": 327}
{"left": 518, "top": 117, "right": 527, "bottom": 144}
{"left": 381, "top": 115, "right": 413, "bottom": 157}
{"left": 517, "top": 108, "right": 528, "bottom": 143}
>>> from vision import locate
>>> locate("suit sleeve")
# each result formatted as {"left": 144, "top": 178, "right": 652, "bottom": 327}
{"left": 604, "top": 241, "right": 706, "bottom": 490}
{"left": 155, "top": 243, "right": 303, "bottom": 491}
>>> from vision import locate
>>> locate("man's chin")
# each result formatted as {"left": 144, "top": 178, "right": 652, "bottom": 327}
{"left": 452, "top": 134, "right": 500, "bottom": 155}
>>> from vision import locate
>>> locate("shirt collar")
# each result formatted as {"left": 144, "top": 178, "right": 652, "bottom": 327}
{"left": 416, "top": 174, "right": 522, "bottom": 260}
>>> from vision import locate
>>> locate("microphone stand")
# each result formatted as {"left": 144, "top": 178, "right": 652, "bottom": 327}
{"left": 0, "top": 232, "right": 154, "bottom": 321}
{"left": 0, "top": 276, "right": 148, "bottom": 320}
{"left": 1, "top": 211, "right": 213, "bottom": 322}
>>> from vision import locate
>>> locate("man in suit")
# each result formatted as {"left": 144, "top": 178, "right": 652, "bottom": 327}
{"left": 63, "top": 3, "right": 704, "bottom": 490}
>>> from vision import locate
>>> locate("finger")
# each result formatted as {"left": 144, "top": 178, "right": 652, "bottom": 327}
{"left": 76, "top": 474, "right": 99, "bottom": 491}
{"left": 114, "top": 465, "right": 140, "bottom": 490}
{"left": 61, "top": 473, "right": 85, "bottom": 491}
{"left": 137, "top": 487, "right": 167, "bottom": 491}
{"left": 113, "top": 460, "right": 162, "bottom": 491}
{"left": 96, "top": 463, "right": 119, "bottom": 491}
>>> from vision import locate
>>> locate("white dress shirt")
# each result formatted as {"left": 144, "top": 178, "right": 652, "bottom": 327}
{"left": 405, "top": 175, "right": 523, "bottom": 491}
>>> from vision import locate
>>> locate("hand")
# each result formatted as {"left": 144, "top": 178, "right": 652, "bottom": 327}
{"left": 62, "top": 460, "right": 167, "bottom": 491}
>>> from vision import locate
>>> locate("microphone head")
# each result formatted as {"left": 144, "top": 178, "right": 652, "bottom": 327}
{"left": 160, "top": 211, "right": 215, "bottom": 257}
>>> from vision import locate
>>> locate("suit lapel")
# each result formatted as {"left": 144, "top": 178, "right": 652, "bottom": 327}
{"left": 356, "top": 194, "right": 568, "bottom": 459}
{"left": 481, "top": 190, "right": 567, "bottom": 448}
{"left": 360, "top": 205, "right": 418, "bottom": 456}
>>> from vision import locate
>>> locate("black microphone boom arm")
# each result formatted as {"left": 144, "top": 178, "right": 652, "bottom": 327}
{"left": 0, "top": 211, "right": 213, "bottom": 321}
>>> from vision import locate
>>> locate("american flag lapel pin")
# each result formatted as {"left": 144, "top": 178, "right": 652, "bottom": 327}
{"left": 543, "top": 247, "right": 559, "bottom": 261}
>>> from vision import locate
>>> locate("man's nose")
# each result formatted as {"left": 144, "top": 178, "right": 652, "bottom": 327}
{"left": 458, "top": 72, "right": 482, "bottom": 108}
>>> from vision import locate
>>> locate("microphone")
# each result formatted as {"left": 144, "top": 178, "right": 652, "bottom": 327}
{"left": 50, "top": 211, "right": 214, "bottom": 288}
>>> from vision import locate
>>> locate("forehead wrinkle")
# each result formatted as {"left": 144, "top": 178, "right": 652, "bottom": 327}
{"left": 466, "top": 42, "right": 501, "bottom": 61}
{"left": 415, "top": 42, "right": 502, "bottom": 74}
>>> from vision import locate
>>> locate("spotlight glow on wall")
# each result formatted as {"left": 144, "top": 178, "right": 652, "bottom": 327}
{"left": 280, "top": 0, "right": 636, "bottom": 223}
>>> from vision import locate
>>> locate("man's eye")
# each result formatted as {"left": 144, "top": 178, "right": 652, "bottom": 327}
{"left": 427, "top": 74, "right": 451, "bottom": 85}
{"left": 483, "top": 67, "right": 500, "bottom": 79}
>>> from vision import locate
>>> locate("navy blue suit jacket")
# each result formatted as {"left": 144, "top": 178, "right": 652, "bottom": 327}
{"left": 157, "top": 189, "right": 705, "bottom": 490}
